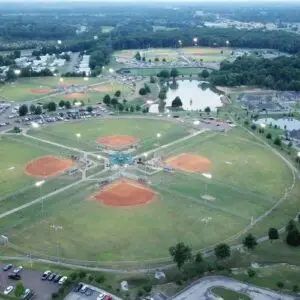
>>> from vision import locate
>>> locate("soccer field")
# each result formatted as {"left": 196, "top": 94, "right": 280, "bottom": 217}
{"left": 1, "top": 123, "right": 295, "bottom": 264}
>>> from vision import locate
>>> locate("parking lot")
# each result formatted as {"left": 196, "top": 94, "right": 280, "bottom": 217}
{"left": 65, "top": 283, "right": 121, "bottom": 300}
{"left": 0, "top": 263, "right": 61, "bottom": 300}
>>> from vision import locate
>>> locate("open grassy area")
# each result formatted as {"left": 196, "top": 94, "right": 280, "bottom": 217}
{"left": 120, "top": 67, "right": 206, "bottom": 76}
{"left": 0, "top": 135, "right": 79, "bottom": 202}
{"left": 28, "top": 118, "right": 188, "bottom": 153}
{"left": 211, "top": 287, "right": 250, "bottom": 300}
{"left": 1, "top": 125, "right": 294, "bottom": 263}
{"left": 182, "top": 47, "right": 232, "bottom": 62}
{"left": 0, "top": 77, "right": 106, "bottom": 102}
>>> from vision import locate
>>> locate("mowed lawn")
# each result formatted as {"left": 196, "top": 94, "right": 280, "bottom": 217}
{"left": 28, "top": 118, "right": 187, "bottom": 153}
{"left": 0, "top": 135, "right": 79, "bottom": 212}
{"left": 0, "top": 77, "right": 105, "bottom": 102}
{"left": 161, "top": 130, "right": 293, "bottom": 198}
{"left": 45, "top": 82, "right": 133, "bottom": 105}
{"left": 182, "top": 47, "right": 232, "bottom": 62}
{"left": 2, "top": 179, "right": 248, "bottom": 261}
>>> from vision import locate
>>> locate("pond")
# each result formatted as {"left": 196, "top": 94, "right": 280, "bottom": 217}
{"left": 256, "top": 117, "right": 300, "bottom": 131}
{"left": 149, "top": 80, "right": 223, "bottom": 113}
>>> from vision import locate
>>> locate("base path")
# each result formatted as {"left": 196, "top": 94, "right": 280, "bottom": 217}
{"left": 172, "top": 275, "right": 294, "bottom": 300}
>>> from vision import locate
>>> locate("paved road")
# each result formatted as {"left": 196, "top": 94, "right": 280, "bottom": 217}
{"left": 172, "top": 276, "right": 296, "bottom": 300}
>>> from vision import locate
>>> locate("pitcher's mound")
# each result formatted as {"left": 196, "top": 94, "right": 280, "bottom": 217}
{"left": 93, "top": 179, "right": 155, "bottom": 207}
{"left": 25, "top": 155, "right": 73, "bottom": 177}
{"left": 96, "top": 135, "right": 138, "bottom": 149}
{"left": 165, "top": 153, "right": 211, "bottom": 173}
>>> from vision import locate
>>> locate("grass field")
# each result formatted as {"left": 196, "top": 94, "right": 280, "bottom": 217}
{"left": 1, "top": 121, "right": 294, "bottom": 263}
{"left": 0, "top": 77, "right": 106, "bottom": 102}
{"left": 113, "top": 47, "right": 231, "bottom": 64}
{"left": 28, "top": 118, "right": 188, "bottom": 153}
{"left": 211, "top": 287, "right": 250, "bottom": 300}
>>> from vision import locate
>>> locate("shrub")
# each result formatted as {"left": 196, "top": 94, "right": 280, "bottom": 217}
{"left": 78, "top": 270, "right": 86, "bottom": 279}
{"left": 96, "top": 275, "right": 105, "bottom": 283}
{"left": 277, "top": 281, "right": 284, "bottom": 289}
{"left": 143, "top": 285, "right": 152, "bottom": 293}
{"left": 266, "top": 132, "right": 272, "bottom": 139}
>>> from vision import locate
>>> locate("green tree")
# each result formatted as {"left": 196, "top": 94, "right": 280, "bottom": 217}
{"left": 243, "top": 234, "right": 258, "bottom": 250}
{"left": 266, "top": 132, "right": 272, "bottom": 139}
{"left": 139, "top": 87, "right": 147, "bottom": 95}
{"left": 204, "top": 106, "right": 211, "bottom": 114}
{"left": 286, "top": 228, "right": 300, "bottom": 247}
{"left": 157, "top": 70, "right": 170, "bottom": 79}
{"left": 150, "top": 76, "right": 156, "bottom": 83}
{"left": 115, "top": 90, "right": 121, "bottom": 97}
{"left": 247, "top": 268, "right": 256, "bottom": 278}
{"left": 35, "top": 105, "right": 42, "bottom": 115}
{"left": 59, "top": 100, "right": 65, "bottom": 108}
{"left": 30, "top": 104, "right": 36, "bottom": 114}
{"left": 170, "top": 68, "right": 179, "bottom": 79}
{"left": 15, "top": 282, "right": 25, "bottom": 297}
{"left": 103, "top": 94, "right": 111, "bottom": 106}
{"left": 293, "top": 285, "right": 299, "bottom": 293}
{"left": 277, "top": 282, "right": 284, "bottom": 289}
{"left": 19, "top": 104, "right": 28, "bottom": 116}
{"left": 274, "top": 137, "right": 282, "bottom": 146}
{"left": 172, "top": 96, "right": 183, "bottom": 108}
{"left": 134, "top": 52, "right": 141, "bottom": 61}
{"left": 87, "top": 106, "right": 93, "bottom": 113}
{"left": 135, "top": 105, "right": 141, "bottom": 112}
{"left": 48, "top": 102, "right": 57, "bottom": 112}
{"left": 65, "top": 101, "right": 71, "bottom": 109}
{"left": 268, "top": 227, "right": 279, "bottom": 241}
{"left": 118, "top": 103, "right": 124, "bottom": 112}
{"left": 251, "top": 124, "right": 257, "bottom": 130}
{"left": 130, "top": 106, "right": 134, "bottom": 113}
{"left": 214, "top": 243, "right": 231, "bottom": 259}
{"left": 201, "top": 70, "right": 210, "bottom": 79}
{"left": 169, "top": 242, "right": 192, "bottom": 269}
{"left": 195, "top": 252, "right": 203, "bottom": 263}
{"left": 111, "top": 98, "right": 119, "bottom": 107}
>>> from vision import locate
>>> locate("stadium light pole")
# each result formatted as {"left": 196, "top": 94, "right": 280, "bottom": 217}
{"left": 35, "top": 180, "right": 45, "bottom": 214}
{"left": 75, "top": 133, "right": 81, "bottom": 147}
{"left": 193, "top": 37, "right": 198, "bottom": 46}
{"left": 202, "top": 173, "right": 212, "bottom": 199}
{"left": 50, "top": 224, "right": 63, "bottom": 263}
{"left": 156, "top": 132, "right": 161, "bottom": 147}
{"left": 14, "top": 69, "right": 21, "bottom": 77}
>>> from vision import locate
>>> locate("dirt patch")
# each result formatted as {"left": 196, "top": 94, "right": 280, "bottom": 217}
{"left": 25, "top": 155, "right": 73, "bottom": 177}
{"left": 31, "top": 88, "right": 52, "bottom": 94}
{"left": 165, "top": 153, "right": 211, "bottom": 173}
{"left": 64, "top": 92, "right": 87, "bottom": 99}
{"left": 96, "top": 135, "right": 138, "bottom": 149}
{"left": 93, "top": 179, "right": 156, "bottom": 207}
{"left": 92, "top": 86, "right": 113, "bottom": 93}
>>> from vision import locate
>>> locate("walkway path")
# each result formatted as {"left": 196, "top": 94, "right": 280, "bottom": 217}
{"left": 172, "top": 276, "right": 295, "bottom": 300}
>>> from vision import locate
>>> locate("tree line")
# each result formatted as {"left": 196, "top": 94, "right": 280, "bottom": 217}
{"left": 210, "top": 55, "right": 300, "bottom": 91}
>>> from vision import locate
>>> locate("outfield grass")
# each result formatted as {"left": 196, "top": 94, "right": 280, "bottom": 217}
{"left": 160, "top": 129, "right": 293, "bottom": 198}
{"left": 0, "top": 77, "right": 106, "bottom": 102}
{"left": 0, "top": 135, "right": 80, "bottom": 201}
{"left": 211, "top": 287, "right": 250, "bottom": 300}
{"left": 182, "top": 47, "right": 232, "bottom": 62}
{"left": 28, "top": 118, "right": 187, "bottom": 154}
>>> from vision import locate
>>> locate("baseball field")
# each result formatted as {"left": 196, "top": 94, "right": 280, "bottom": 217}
{"left": 0, "top": 77, "right": 131, "bottom": 104}
{"left": 0, "top": 117, "right": 296, "bottom": 265}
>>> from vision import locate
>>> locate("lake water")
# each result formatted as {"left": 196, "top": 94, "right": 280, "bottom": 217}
{"left": 256, "top": 117, "right": 300, "bottom": 131}
{"left": 149, "top": 80, "right": 222, "bottom": 113}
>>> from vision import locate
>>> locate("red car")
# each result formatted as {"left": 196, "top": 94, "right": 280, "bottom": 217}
{"left": 105, "top": 295, "right": 112, "bottom": 300}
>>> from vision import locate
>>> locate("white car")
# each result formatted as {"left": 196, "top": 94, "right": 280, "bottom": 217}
{"left": 13, "top": 265, "right": 23, "bottom": 273}
{"left": 58, "top": 276, "right": 68, "bottom": 285}
{"left": 97, "top": 293, "right": 106, "bottom": 300}
{"left": 80, "top": 285, "right": 88, "bottom": 293}
{"left": 4, "top": 286, "right": 14, "bottom": 295}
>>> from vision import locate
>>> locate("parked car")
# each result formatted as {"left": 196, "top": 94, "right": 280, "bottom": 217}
{"left": 20, "top": 288, "right": 33, "bottom": 300}
{"left": 13, "top": 266, "right": 23, "bottom": 274}
{"left": 2, "top": 264, "right": 13, "bottom": 271}
{"left": 41, "top": 270, "right": 51, "bottom": 280}
{"left": 80, "top": 285, "right": 88, "bottom": 293}
{"left": 48, "top": 273, "right": 56, "bottom": 281}
{"left": 8, "top": 273, "right": 21, "bottom": 280}
{"left": 4, "top": 285, "right": 14, "bottom": 295}
{"left": 97, "top": 293, "right": 106, "bottom": 300}
{"left": 105, "top": 295, "right": 112, "bottom": 300}
{"left": 58, "top": 276, "right": 68, "bottom": 285}
{"left": 85, "top": 288, "right": 93, "bottom": 296}
{"left": 53, "top": 274, "right": 62, "bottom": 283}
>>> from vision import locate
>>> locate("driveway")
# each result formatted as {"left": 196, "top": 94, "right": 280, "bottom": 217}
{"left": 172, "top": 276, "right": 296, "bottom": 300}
{"left": 0, "top": 263, "right": 60, "bottom": 300}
